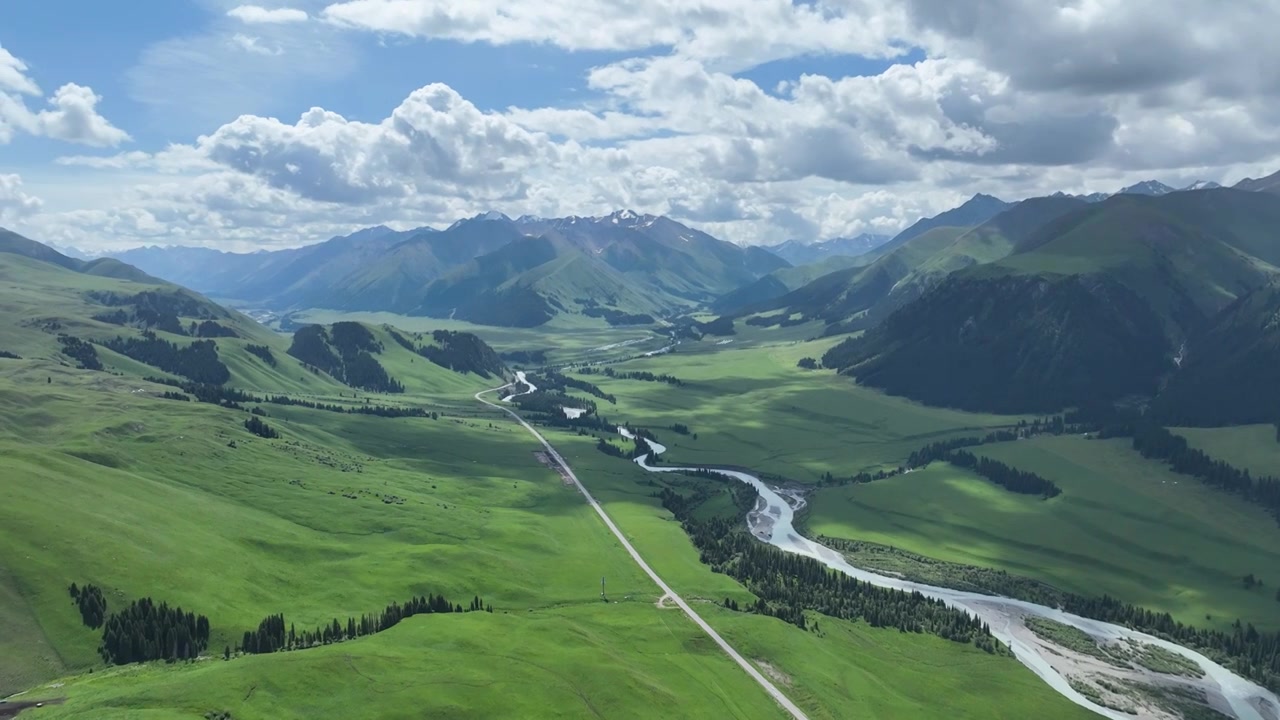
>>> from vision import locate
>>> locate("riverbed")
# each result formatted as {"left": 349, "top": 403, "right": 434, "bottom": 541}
{"left": 625, "top": 433, "right": 1280, "bottom": 720}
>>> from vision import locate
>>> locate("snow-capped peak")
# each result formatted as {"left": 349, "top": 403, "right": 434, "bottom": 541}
{"left": 1181, "top": 180, "right": 1222, "bottom": 191}
{"left": 1117, "top": 180, "right": 1175, "bottom": 196}
{"left": 601, "top": 209, "right": 641, "bottom": 225}
{"left": 475, "top": 210, "right": 510, "bottom": 222}
{"left": 515, "top": 214, "right": 544, "bottom": 224}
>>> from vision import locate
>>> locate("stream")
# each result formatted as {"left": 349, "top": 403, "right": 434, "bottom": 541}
{"left": 620, "top": 429, "right": 1280, "bottom": 720}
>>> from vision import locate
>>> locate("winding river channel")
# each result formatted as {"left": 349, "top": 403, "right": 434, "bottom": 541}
{"left": 619, "top": 429, "right": 1280, "bottom": 720}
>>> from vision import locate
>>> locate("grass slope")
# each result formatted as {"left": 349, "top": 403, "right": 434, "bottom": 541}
{"left": 1174, "top": 424, "right": 1280, "bottom": 478}
{"left": 0, "top": 253, "right": 343, "bottom": 395}
{"left": 806, "top": 434, "right": 1280, "bottom": 632}
{"left": 0, "top": 367, "right": 795, "bottom": 718}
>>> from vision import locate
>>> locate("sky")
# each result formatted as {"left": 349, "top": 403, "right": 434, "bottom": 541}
{"left": 1, "top": 0, "right": 1279, "bottom": 252}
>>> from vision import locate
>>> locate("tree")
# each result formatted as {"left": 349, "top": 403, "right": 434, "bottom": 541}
{"left": 224, "top": 645, "right": 231, "bottom": 661}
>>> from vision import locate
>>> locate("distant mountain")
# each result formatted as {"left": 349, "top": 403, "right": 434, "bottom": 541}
{"left": 821, "top": 187, "right": 1280, "bottom": 413}
{"left": 733, "top": 194, "right": 1082, "bottom": 330}
{"left": 1181, "top": 180, "right": 1221, "bottom": 191}
{"left": 1235, "top": 169, "right": 1280, "bottom": 195}
{"left": 1, "top": 228, "right": 164, "bottom": 284}
{"left": 711, "top": 254, "right": 867, "bottom": 315}
{"left": 113, "top": 211, "right": 786, "bottom": 327}
{"left": 1116, "top": 180, "right": 1176, "bottom": 196}
{"left": 870, "top": 194, "right": 1012, "bottom": 258}
{"left": 763, "top": 234, "right": 890, "bottom": 266}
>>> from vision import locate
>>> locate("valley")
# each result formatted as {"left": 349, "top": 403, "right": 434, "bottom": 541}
{"left": 5, "top": 176, "right": 1280, "bottom": 720}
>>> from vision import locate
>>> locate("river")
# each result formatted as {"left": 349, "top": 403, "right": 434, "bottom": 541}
{"left": 622, "top": 430, "right": 1280, "bottom": 720}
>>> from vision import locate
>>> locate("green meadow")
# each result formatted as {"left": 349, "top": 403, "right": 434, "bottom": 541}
{"left": 0, "top": 366, "right": 789, "bottom": 718}
{"left": 532, "top": 430, "right": 1097, "bottom": 720}
{"left": 805, "top": 435, "right": 1280, "bottom": 632}
{"left": 564, "top": 338, "right": 1026, "bottom": 481}
{"left": 1174, "top": 424, "right": 1280, "bottom": 478}
{"left": 288, "top": 308, "right": 670, "bottom": 365}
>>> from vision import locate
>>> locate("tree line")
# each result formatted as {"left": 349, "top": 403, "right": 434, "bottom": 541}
{"left": 104, "top": 332, "right": 231, "bottom": 385}
{"left": 1130, "top": 423, "right": 1280, "bottom": 521}
{"left": 240, "top": 592, "right": 490, "bottom": 655}
{"left": 244, "top": 416, "right": 280, "bottom": 439}
{"left": 245, "top": 344, "right": 277, "bottom": 367}
{"left": 656, "top": 484, "right": 1005, "bottom": 653}
{"left": 531, "top": 370, "right": 617, "bottom": 404}
{"left": 288, "top": 324, "right": 404, "bottom": 393}
{"left": 147, "top": 377, "right": 439, "bottom": 420}
{"left": 69, "top": 582, "right": 107, "bottom": 628}
{"left": 0, "top": 350, "right": 20, "bottom": 359}
{"left": 816, "top": 428, "right": 1061, "bottom": 498}
{"left": 578, "top": 366, "right": 686, "bottom": 387}
{"left": 99, "top": 597, "right": 211, "bottom": 664}
{"left": 58, "top": 335, "right": 102, "bottom": 370}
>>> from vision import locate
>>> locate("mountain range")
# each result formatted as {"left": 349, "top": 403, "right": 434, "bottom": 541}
{"left": 762, "top": 234, "right": 891, "bottom": 265}
{"left": 817, "top": 183, "right": 1280, "bottom": 417}
{"left": 111, "top": 211, "right": 787, "bottom": 328}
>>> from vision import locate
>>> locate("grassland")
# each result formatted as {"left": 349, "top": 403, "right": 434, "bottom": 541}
{"left": 1174, "top": 424, "right": 1280, "bottom": 478}
{"left": 805, "top": 435, "right": 1280, "bottom": 631}
{"left": 563, "top": 337, "right": 1027, "bottom": 481}
{"left": 0, "top": 357, "right": 1104, "bottom": 720}
{"left": 535, "top": 430, "right": 1098, "bottom": 720}
{"left": 552, "top": 334, "right": 1280, "bottom": 641}
{"left": 0, "top": 363, "right": 797, "bottom": 717}
{"left": 288, "top": 308, "right": 670, "bottom": 365}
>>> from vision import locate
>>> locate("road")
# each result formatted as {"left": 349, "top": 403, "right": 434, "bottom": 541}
{"left": 475, "top": 377, "right": 809, "bottom": 720}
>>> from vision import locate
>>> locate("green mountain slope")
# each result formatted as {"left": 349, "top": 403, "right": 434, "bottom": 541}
{"left": 823, "top": 188, "right": 1280, "bottom": 413}
{"left": 863, "top": 194, "right": 1011, "bottom": 261}
{"left": 0, "top": 232, "right": 505, "bottom": 398}
{"left": 711, "top": 254, "right": 866, "bottom": 314}
{"left": 112, "top": 213, "right": 786, "bottom": 327}
{"left": 746, "top": 195, "right": 1092, "bottom": 332}
{"left": 1153, "top": 281, "right": 1280, "bottom": 426}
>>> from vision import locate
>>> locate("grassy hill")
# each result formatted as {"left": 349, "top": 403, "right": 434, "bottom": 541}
{"left": 733, "top": 196, "right": 1084, "bottom": 334}
{"left": 822, "top": 188, "right": 1280, "bottom": 413}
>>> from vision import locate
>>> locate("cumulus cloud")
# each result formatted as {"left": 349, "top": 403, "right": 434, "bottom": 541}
{"left": 0, "top": 45, "right": 130, "bottom": 147}
{"left": 33, "top": 84, "right": 132, "bottom": 147}
{"left": 20, "top": 0, "right": 1280, "bottom": 251}
{"left": 195, "top": 85, "right": 552, "bottom": 204}
{"left": 0, "top": 174, "right": 43, "bottom": 220}
{"left": 227, "top": 5, "right": 309, "bottom": 23}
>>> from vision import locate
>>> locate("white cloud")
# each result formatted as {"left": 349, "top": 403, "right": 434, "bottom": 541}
{"left": 0, "top": 45, "right": 130, "bottom": 147}
{"left": 0, "top": 44, "right": 41, "bottom": 95}
{"left": 321, "top": 0, "right": 912, "bottom": 70}
{"left": 16, "top": 1, "right": 1280, "bottom": 251}
{"left": 33, "top": 84, "right": 132, "bottom": 147}
{"left": 0, "top": 174, "right": 43, "bottom": 220}
{"left": 230, "top": 33, "right": 285, "bottom": 55}
{"left": 195, "top": 85, "right": 553, "bottom": 203}
{"left": 227, "top": 5, "right": 309, "bottom": 23}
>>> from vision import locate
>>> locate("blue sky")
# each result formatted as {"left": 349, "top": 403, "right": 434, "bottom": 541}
{"left": 0, "top": 1, "right": 1276, "bottom": 251}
